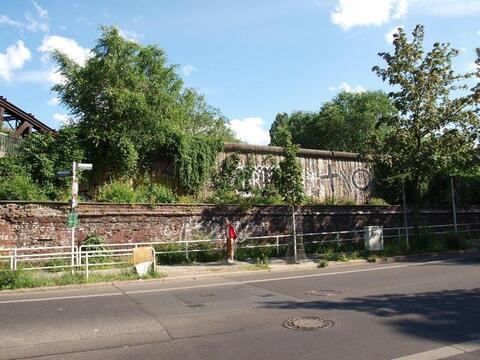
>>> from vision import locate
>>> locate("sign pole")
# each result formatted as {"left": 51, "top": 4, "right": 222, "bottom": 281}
{"left": 57, "top": 162, "right": 92, "bottom": 274}
{"left": 70, "top": 161, "right": 77, "bottom": 273}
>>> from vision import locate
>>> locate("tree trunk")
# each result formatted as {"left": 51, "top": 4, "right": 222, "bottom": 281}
{"left": 285, "top": 205, "right": 307, "bottom": 263}
{"left": 412, "top": 177, "right": 421, "bottom": 249}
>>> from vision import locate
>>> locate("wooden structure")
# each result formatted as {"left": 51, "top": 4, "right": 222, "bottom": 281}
{"left": 0, "top": 96, "right": 55, "bottom": 139}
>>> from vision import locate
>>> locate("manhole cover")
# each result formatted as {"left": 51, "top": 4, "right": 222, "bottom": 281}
{"left": 283, "top": 317, "right": 335, "bottom": 331}
{"left": 306, "top": 290, "right": 341, "bottom": 297}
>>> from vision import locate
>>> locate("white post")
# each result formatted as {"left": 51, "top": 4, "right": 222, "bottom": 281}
{"left": 13, "top": 248, "right": 17, "bottom": 270}
{"left": 292, "top": 205, "right": 297, "bottom": 263}
{"left": 276, "top": 236, "right": 279, "bottom": 256}
{"left": 85, "top": 252, "right": 89, "bottom": 281}
{"left": 70, "top": 161, "right": 77, "bottom": 274}
{"left": 450, "top": 176, "right": 458, "bottom": 233}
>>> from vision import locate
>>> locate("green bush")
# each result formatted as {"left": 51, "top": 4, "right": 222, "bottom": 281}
{"left": 0, "top": 173, "right": 47, "bottom": 201}
{"left": 154, "top": 242, "right": 188, "bottom": 264}
{"left": 191, "top": 241, "right": 224, "bottom": 262}
{"left": 368, "top": 197, "right": 390, "bottom": 206}
{"left": 446, "top": 233, "right": 470, "bottom": 250}
{"left": 97, "top": 180, "right": 137, "bottom": 203}
{"left": 236, "top": 246, "right": 280, "bottom": 260}
{"left": 139, "top": 183, "right": 177, "bottom": 204}
{"left": 81, "top": 234, "right": 110, "bottom": 264}
{"left": 0, "top": 270, "right": 21, "bottom": 289}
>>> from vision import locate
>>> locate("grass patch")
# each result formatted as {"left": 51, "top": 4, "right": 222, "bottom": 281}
{"left": 242, "top": 256, "right": 270, "bottom": 271}
{"left": 0, "top": 268, "right": 166, "bottom": 291}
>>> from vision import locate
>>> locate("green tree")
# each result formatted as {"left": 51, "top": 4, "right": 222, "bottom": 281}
{"left": 52, "top": 26, "right": 234, "bottom": 187}
{"left": 2, "top": 125, "right": 85, "bottom": 200}
{"left": 270, "top": 91, "right": 395, "bottom": 154}
{"left": 273, "top": 129, "right": 305, "bottom": 262}
{"left": 371, "top": 25, "right": 480, "bottom": 237}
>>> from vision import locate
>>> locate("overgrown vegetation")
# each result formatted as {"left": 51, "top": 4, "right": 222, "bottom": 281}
{"left": 0, "top": 268, "right": 166, "bottom": 290}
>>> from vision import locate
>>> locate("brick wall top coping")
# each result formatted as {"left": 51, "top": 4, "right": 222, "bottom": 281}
{"left": 223, "top": 142, "right": 361, "bottom": 160}
{"left": 2, "top": 201, "right": 480, "bottom": 216}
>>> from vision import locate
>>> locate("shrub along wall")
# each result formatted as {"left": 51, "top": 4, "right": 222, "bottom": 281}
{"left": 1, "top": 201, "right": 479, "bottom": 248}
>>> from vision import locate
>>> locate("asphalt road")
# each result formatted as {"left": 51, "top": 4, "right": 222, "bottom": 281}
{"left": 0, "top": 255, "right": 479, "bottom": 360}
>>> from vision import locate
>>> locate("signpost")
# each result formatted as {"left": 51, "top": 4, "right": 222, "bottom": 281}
{"left": 57, "top": 162, "right": 93, "bottom": 273}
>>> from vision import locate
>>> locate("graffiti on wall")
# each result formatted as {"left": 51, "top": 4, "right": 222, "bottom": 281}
{"left": 243, "top": 163, "right": 371, "bottom": 196}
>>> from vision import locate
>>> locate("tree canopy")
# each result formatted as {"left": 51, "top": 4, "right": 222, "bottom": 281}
{"left": 52, "top": 26, "right": 235, "bottom": 189}
{"left": 270, "top": 91, "right": 395, "bottom": 154}
{"left": 370, "top": 24, "right": 480, "bottom": 229}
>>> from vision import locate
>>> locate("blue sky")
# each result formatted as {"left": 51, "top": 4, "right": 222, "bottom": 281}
{"left": 0, "top": 0, "right": 479, "bottom": 144}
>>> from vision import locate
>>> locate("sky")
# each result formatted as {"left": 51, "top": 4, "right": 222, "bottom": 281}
{"left": 0, "top": 0, "right": 479, "bottom": 145}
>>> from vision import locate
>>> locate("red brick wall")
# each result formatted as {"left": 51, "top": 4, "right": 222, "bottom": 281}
{"left": 1, "top": 201, "right": 479, "bottom": 248}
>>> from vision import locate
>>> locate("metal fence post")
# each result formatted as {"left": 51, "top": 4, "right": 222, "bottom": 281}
{"left": 10, "top": 255, "right": 13, "bottom": 271}
{"left": 336, "top": 232, "right": 340, "bottom": 248}
{"left": 13, "top": 248, "right": 17, "bottom": 270}
{"left": 185, "top": 241, "right": 189, "bottom": 261}
{"left": 450, "top": 176, "right": 458, "bottom": 233}
{"left": 276, "top": 236, "right": 279, "bottom": 256}
{"left": 402, "top": 182, "right": 410, "bottom": 249}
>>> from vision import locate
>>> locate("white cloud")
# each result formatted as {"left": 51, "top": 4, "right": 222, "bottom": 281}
{"left": 33, "top": 1, "right": 48, "bottom": 19}
{"left": 182, "top": 64, "right": 196, "bottom": 76}
{"left": 0, "top": 2, "right": 49, "bottom": 33}
{"left": 53, "top": 113, "right": 70, "bottom": 124}
{"left": 0, "top": 15, "right": 23, "bottom": 28}
{"left": 0, "top": 41, "right": 32, "bottom": 81}
{"left": 38, "top": 35, "right": 90, "bottom": 65}
{"left": 47, "top": 97, "right": 60, "bottom": 106}
{"left": 228, "top": 117, "right": 270, "bottom": 145}
{"left": 329, "top": 81, "right": 366, "bottom": 93}
{"left": 117, "top": 27, "right": 142, "bottom": 42}
{"left": 331, "top": 0, "right": 407, "bottom": 30}
{"left": 14, "top": 68, "right": 65, "bottom": 85}
{"left": 385, "top": 26, "right": 400, "bottom": 43}
{"left": 466, "top": 61, "right": 479, "bottom": 72}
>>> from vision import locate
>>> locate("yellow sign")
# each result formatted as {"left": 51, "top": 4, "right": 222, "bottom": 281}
{"left": 133, "top": 247, "right": 155, "bottom": 265}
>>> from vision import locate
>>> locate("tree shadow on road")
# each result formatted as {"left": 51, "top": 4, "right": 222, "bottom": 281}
{"left": 261, "top": 287, "right": 480, "bottom": 344}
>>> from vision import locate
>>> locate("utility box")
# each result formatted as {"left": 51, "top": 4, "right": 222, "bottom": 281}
{"left": 364, "top": 226, "right": 384, "bottom": 251}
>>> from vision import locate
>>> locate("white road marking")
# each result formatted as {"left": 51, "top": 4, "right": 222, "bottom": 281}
{"left": 392, "top": 338, "right": 480, "bottom": 359}
{"left": 0, "top": 258, "right": 461, "bottom": 304}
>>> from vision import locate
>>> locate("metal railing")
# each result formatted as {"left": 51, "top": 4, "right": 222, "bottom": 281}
{"left": 0, "top": 133, "right": 18, "bottom": 156}
{"left": 1, "top": 223, "right": 479, "bottom": 273}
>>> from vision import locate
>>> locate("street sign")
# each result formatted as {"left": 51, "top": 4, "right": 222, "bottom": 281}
{"left": 76, "top": 163, "right": 93, "bottom": 171}
{"left": 67, "top": 212, "right": 79, "bottom": 228}
{"left": 56, "top": 170, "right": 71, "bottom": 177}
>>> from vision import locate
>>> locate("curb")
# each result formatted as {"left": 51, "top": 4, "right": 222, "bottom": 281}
{"left": 1, "top": 249, "right": 478, "bottom": 294}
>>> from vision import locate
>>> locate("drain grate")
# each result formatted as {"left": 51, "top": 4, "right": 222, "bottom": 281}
{"left": 283, "top": 317, "right": 335, "bottom": 331}
{"left": 188, "top": 304, "right": 204, "bottom": 308}
{"left": 306, "top": 290, "right": 341, "bottom": 297}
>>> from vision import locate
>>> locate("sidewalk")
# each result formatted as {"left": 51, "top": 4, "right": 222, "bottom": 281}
{"left": 155, "top": 249, "right": 479, "bottom": 280}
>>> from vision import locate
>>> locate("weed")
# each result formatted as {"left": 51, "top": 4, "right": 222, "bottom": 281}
{"left": 318, "top": 259, "right": 328, "bottom": 268}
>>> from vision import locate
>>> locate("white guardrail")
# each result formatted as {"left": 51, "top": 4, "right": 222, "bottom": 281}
{"left": 0, "top": 223, "right": 479, "bottom": 273}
